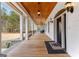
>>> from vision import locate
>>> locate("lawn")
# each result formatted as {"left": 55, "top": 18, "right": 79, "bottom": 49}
{"left": 1, "top": 33, "right": 21, "bottom": 48}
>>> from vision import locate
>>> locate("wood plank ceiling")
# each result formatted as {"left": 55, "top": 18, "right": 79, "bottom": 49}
{"left": 20, "top": 2, "right": 57, "bottom": 25}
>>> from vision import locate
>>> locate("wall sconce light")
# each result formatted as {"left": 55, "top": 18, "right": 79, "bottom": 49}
{"left": 49, "top": 18, "right": 53, "bottom": 23}
{"left": 65, "top": 2, "right": 74, "bottom": 13}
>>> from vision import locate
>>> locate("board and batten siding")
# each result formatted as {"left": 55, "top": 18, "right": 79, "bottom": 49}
{"left": 46, "top": 2, "right": 79, "bottom": 57}
{"left": 66, "top": 2, "right": 79, "bottom": 57}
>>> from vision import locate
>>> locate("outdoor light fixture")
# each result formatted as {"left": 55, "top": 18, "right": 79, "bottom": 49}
{"left": 65, "top": 2, "right": 74, "bottom": 13}
{"left": 37, "top": 2, "right": 41, "bottom": 16}
{"left": 49, "top": 18, "right": 53, "bottom": 23}
{"left": 37, "top": 10, "right": 40, "bottom": 16}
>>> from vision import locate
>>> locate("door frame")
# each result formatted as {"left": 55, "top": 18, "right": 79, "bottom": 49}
{"left": 54, "top": 11, "right": 67, "bottom": 51}
{"left": 56, "top": 17, "right": 62, "bottom": 46}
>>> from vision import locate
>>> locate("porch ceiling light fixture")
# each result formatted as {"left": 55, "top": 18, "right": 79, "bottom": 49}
{"left": 37, "top": 2, "right": 41, "bottom": 16}
{"left": 37, "top": 10, "right": 40, "bottom": 16}
{"left": 65, "top": 2, "right": 74, "bottom": 13}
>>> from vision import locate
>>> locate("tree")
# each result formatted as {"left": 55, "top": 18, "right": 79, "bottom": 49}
{"left": 1, "top": 7, "right": 20, "bottom": 32}
{"left": 7, "top": 11, "right": 20, "bottom": 32}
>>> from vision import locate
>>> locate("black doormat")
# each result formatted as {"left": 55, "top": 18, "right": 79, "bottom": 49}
{"left": 45, "top": 41, "right": 66, "bottom": 54}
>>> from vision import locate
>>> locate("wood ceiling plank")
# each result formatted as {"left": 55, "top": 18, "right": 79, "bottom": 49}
{"left": 20, "top": 2, "right": 57, "bottom": 25}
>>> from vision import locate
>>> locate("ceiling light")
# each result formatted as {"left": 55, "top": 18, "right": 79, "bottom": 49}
{"left": 37, "top": 12, "right": 40, "bottom": 15}
{"left": 37, "top": 10, "right": 40, "bottom": 16}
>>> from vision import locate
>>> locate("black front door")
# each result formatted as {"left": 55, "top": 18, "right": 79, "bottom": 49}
{"left": 57, "top": 17, "right": 62, "bottom": 46}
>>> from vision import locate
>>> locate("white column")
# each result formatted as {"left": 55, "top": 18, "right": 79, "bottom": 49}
{"left": 31, "top": 20, "right": 33, "bottom": 35}
{"left": 25, "top": 16, "right": 28, "bottom": 40}
{"left": 20, "top": 14, "right": 23, "bottom": 40}
{"left": 0, "top": 2, "right": 1, "bottom": 54}
{"left": 0, "top": 3, "right": 6, "bottom": 57}
{"left": 33, "top": 23, "right": 34, "bottom": 35}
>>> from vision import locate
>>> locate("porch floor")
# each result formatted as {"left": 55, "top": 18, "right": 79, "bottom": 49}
{"left": 7, "top": 33, "right": 69, "bottom": 57}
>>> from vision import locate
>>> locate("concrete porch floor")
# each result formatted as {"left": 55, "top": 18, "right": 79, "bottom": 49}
{"left": 7, "top": 33, "right": 69, "bottom": 57}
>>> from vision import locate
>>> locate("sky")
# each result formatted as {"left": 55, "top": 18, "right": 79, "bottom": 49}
{"left": 1, "top": 3, "right": 13, "bottom": 15}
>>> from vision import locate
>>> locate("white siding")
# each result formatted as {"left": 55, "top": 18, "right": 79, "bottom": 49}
{"left": 47, "top": 2, "right": 79, "bottom": 57}
{"left": 66, "top": 3, "right": 79, "bottom": 57}
{"left": 45, "top": 2, "right": 65, "bottom": 41}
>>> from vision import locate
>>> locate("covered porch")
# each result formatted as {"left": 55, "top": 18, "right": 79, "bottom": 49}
{"left": 0, "top": 2, "right": 76, "bottom": 57}
{"left": 7, "top": 33, "right": 69, "bottom": 57}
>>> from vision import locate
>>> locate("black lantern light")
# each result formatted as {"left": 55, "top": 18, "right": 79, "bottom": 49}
{"left": 65, "top": 2, "right": 74, "bottom": 13}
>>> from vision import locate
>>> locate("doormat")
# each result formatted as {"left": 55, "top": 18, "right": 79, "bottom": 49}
{"left": 45, "top": 41, "right": 66, "bottom": 54}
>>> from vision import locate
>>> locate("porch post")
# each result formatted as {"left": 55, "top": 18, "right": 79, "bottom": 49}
{"left": 0, "top": 2, "right": 1, "bottom": 54}
{"left": 31, "top": 20, "right": 33, "bottom": 35}
{"left": 32, "top": 21, "right": 35, "bottom": 35}
{"left": 25, "top": 16, "right": 28, "bottom": 40}
{"left": 0, "top": 3, "right": 6, "bottom": 57}
{"left": 20, "top": 14, "right": 23, "bottom": 40}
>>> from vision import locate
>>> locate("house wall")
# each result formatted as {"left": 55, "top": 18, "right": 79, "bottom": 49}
{"left": 46, "top": 2, "right": 79, "bottom": 57}
{"left": 66, "top": 2, "right": 79, "bottom": 57}
{"left": 45, "top": 21, "right": 54, "bottom": 41}
{"left": 33, "top": 23, "right": 37, "bottom": 31}
{"left": 45, "top": 2, "right": 65, "bottom": 41}
{"left": 49, "top": 22, "right": 54, "bottom": 40}
{"left": 45, "top": 22, "right": 48, "bottom": 35}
